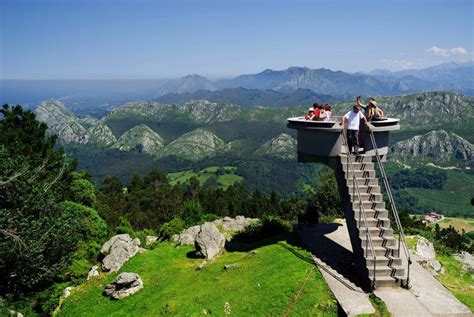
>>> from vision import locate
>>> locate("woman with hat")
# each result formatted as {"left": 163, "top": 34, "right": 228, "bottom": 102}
{"left": 366, "top": 98, "right": 384, "bottom": 121}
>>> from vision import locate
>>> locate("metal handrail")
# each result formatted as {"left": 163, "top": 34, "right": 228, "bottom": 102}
{"left": 368, "top": 130, "right": 411, "bottom": 287}
{"left": 341, "top": 129, "right": 377, "bottom": 290}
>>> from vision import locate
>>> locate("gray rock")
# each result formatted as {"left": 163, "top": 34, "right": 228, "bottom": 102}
{"left": 175, "top": 225, "right": 200, "bottom": 245}
{"left": 415, "top": 237, "right": 436, "bottom": 260}
{"left": 87, "top": 265, "right": 100, "bottom": 280}
{"left": 100, "top": 234, "right": 141, "bottom": 272}
{"left": 63, "top": 286, "right": 74, "bottom": 299}
{"left": 215, "top": 216, "right": 258, "bottom": 232}
{"left": 196, "top": 260, "right": 207, "bottom": 271}
{"left": 224, "top": 263, "right": 237, "bottom": 270}
{"left": 146, "top": 235, "right": 158, "bottom": 245}
{"left": 103, "top": 272, "right": 143, "bottom": 300}
{"left": 417, "top": 258, "right": 444, "bottom": 276}
{"left": 195, "top": 222, "right": 225, "bottom": 260}
{"left": 454, "top": 251, "right": 474, "bottom": 272}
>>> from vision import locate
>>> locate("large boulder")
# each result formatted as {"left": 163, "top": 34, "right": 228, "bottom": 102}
{"left": 103, "top": 272, "right": 143, "bottom": 300}
{"left": 195, "top": 222, "right": 225, "bottom": 260}
{"left": 100, "top": 234, "right": 141, "bottom": 272}
{"left": 454, "top": 251, "right": 474, "bottom": 272}
{"left": 415, "top": 237, "right": 436, "bottom": 260}
{"left": 175, "top": 225, "right": 200, "bottom": 245}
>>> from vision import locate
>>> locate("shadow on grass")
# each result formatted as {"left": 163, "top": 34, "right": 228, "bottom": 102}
{"left": 226, "top": 221, "right": 369, "bottom": 291}
{"left": 296, "top": 223, "right": 370, "bottom": 291}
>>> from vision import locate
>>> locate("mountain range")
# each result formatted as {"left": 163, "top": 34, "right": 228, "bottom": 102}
{"left": 35, "top": 91, "right": 474, "bottom": 167}
{"left": 3, "top": 62, "right": 473, "bottom": 116}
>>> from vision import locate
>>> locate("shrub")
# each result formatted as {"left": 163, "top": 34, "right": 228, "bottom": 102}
{"left": 159, "top": 218, "right": 185, "bottom": 241}
{"left": 180, "top": 200, "right": 204, "bottom": 227}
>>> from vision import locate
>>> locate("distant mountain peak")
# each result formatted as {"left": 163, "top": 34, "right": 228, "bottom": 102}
{"left": 255, "top": 133, "right": 297, "bottom": 160}
{"left": 114, "top": 124, "right": 164, "bottom": 154}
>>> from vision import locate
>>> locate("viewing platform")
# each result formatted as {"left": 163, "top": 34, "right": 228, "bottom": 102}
{"left": 287, "top": 116, "right": 400, "bottom": 163}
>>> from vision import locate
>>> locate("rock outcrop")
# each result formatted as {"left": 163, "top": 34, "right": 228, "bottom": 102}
{"left": 415, "top": 237, "right": 436, "bottom": 260}
{"left": 254, "top": 133, "right": 296, "bottom": 160}
{"left": 391, "top": 130, "right": 473, "bottom": 167}
{"left": 195, "top": 222, "right": 225, "bottom": 260}
{"left": 214, "top": 216, "right": 258, "bottom": 232}
{"left": 159, "top": 128, "right": 226, "bottom": 160}
{"left": 415, "top": 237, "right": 443, "bottom": 275}
{"left": 114, "top": 124, "right": 164, "bottom": 155}
{"left": 87, "top": 121, "right": 117, "bottom": 147}
{"left": 454, "top": 251, "right": 474, "bottom": 272}
{"left": 35, "top": 100, "right": 89, "bottom": 144}
{"left": 175, "top": 225, "right": 201, "bottom": 245}
{"left": 87, "top": 265, "right": 100, "bottom": 280}
{"left": 100, "top": 234, "right": 141, "bottom": 272}
{"left": 103, "top": 272, "right": 143, "bottom": 300}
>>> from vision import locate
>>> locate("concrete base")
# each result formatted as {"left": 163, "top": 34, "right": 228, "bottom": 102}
{"left": 297, "top": 221, "right": 472, "bottom": 317}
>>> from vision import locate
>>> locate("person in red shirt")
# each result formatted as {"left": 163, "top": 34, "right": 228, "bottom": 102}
{"left": 312, "top": 103, "right": 320, "bottom": 119}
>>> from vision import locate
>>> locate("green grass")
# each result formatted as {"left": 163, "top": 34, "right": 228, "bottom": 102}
{"left": 435, "top": 254, "right": 474, "bottom": 311}
{"left": 434, "top": 217, "right": 474, "bottom": 233}
{"left": 60, "top": 239, "right": 337, "bottom": 316}
{"left": 167, "top": 166, "right": 243, "bottom": 189}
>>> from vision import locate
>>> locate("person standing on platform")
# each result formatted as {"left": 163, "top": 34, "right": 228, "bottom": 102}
{"left": 342, "top": 105, "right": 371, "bottom": 156}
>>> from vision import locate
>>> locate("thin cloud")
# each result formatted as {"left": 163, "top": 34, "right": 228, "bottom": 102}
{"left": 426, "top": 46, "right": 468, "bottom": 57}
{"left": 450, "top": 47, "right": 467, "bottom": 55}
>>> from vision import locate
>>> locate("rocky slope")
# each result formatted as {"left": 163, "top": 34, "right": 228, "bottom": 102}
{"left": 35, "top": 100, "right": 89, "bottom": 144}
{"left": 332, "top": 92, "right": 474, "bottom": 134}
{"left": 254, "top": 133, "right": 296, "bottom": 160}
{"left": 107, "top": 100, "right": 243, "bottom": 124}
{"left": 390, "top": 130, "right": 473, "bottom": 167}
{"left": 87, "top": 121, "right": 117, "bottom": 147}
{"left": 114, "top": 124, "right": 164, "bottom": 155}
{"left": 158, "top": 128, "right": 226, "bottom": 160}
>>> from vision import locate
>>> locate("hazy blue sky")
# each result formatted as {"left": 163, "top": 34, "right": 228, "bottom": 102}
{"left": 1, "top": 0, "right": 472, "bottom": 79}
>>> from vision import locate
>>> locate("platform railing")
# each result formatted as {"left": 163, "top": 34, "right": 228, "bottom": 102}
{"left": 368, "top": 130, "right": 411, "bottom": 287}
{"left": 341, "top": 130, "right": 377, "bottom": 290}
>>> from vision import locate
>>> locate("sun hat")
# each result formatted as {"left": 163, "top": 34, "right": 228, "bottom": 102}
{"left": 308, "top": 107, "right": 314, "bottom": 112}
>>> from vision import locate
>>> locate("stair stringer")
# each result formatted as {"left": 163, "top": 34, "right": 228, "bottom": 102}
{"left": 327, "top": 157, "right": 373, "bottom": 291}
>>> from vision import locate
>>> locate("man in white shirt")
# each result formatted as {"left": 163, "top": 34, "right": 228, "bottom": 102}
{"left": 342, "top": 105, "right": 370, "bottom": 156}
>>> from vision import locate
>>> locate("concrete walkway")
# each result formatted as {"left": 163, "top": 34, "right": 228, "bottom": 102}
{"left": 297, "top": 221, "right": 472, "bottom": 317}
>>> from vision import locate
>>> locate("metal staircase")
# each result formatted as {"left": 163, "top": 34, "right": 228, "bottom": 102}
{"left": 339, "top": 130, "right": 411, "bottom": 289}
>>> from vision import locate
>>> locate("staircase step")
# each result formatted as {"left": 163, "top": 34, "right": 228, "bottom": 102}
{"left": 368, "top": 265, "right": 406, "bottom": 278}
{"left": 353, "top": 200, "right": 386, "bottom": 209}
{"left": 358, "top": 227, "right": 393, "bottom": 238}
{"left": 353, "top": 208, "right": 389, "bottom": 218}
{"left": 341, "top": 161, "right": 375, "bottom": 171}
{"left": 360, "top": 235, "right": 397, "bottom": 247}
{"left": 346, "top": 178, "right": 379, "bottom": 186}
{"left": 339, "top": 154, "right": 373, "bottom": 163}
{"left": 372, "top": 246, "right": 400, "bottom": 257}
{"left": 349, "top": 192, "right": 383, "bottom": 202}
{"left": 371, "top": 276, "right": 406, "bottom": 288}
{"left": 356, "top": 217, "right": 391, "bottom": 228}
{"left": 347, "top": 184, "right": 381, "bottom": 193}
{"left": 365, "top": 255, "right": 403, "bottom": 267}
{"left": 344, "top": 170, "right": 376, "bottom": 178}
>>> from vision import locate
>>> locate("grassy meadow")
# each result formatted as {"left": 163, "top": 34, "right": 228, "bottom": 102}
{"left": 167, "top": 166, "right": 243, "bottom": 189}
{"left": 59, "top": 238, "right": 337, "bottom": 316}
